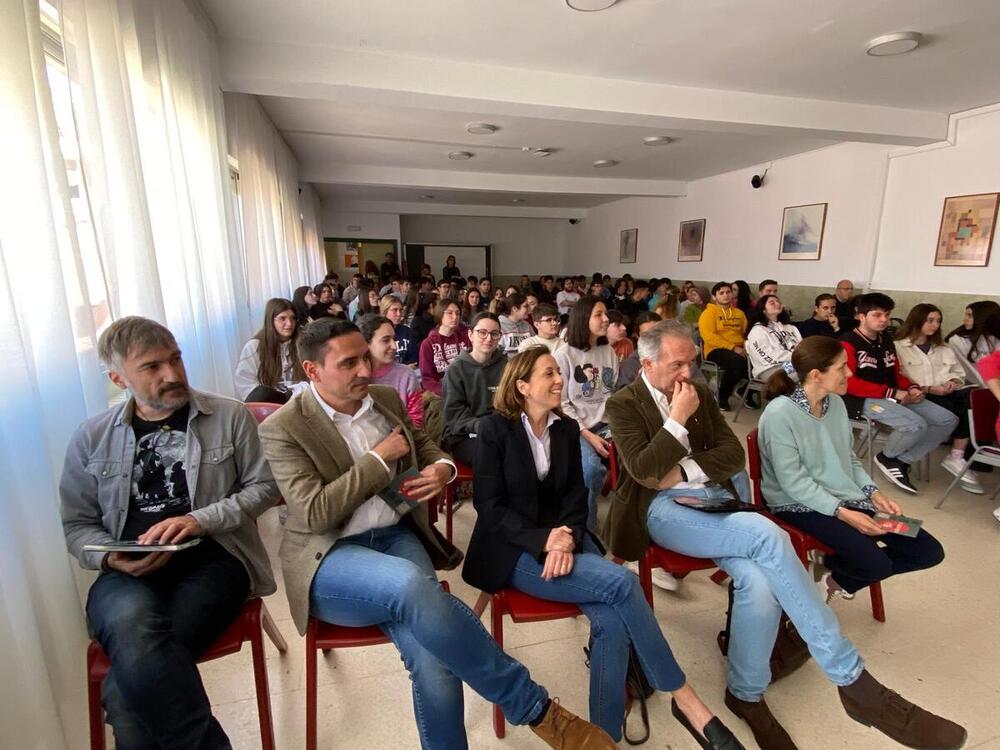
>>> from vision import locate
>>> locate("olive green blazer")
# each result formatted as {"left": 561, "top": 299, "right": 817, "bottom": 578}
{"left": 603, "top": 377, "right": 745, "bottom": 561}
{"left": 259, "top": 385, "right": 461, "bottom": 634}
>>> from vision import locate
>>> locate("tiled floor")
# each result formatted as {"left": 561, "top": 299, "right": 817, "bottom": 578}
{"left": 200, "top": 409, "right": 1000, "bottom": 749}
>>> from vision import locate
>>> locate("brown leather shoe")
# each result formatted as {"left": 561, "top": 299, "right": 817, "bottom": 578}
{"left": 724, "top": 690, "right": 799, "bottom": 750}
{"left": 838, "top": 670, "right": 967, "bottom": 749}
{"left": 529, "top": 698, "right": 617, "bottom": 749}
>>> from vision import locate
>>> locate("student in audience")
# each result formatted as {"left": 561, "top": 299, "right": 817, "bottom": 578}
{"left": 358, "top": 314, "right": 424, "bottom": 428}
{"left": 732, "top": 280, "right": 754, "bottom": 319}
{"left": 419, "top": 299, "right": 471, "bottom": 396}
{"left": 462, "top": 287, "right": 484, "bottom": 324}
{"left": 61, "top": 317, "right": 278, "bottom": 750}
{"left": 605, "top": 319, "right": 967, "bottom": 750}
{"left": 606, "top": 309, "right": 634, "bottom": 363}
{"left": 402, "top": 287, "right": 420, "bottom": 326}
{"left": 554, "top": 296, "right": 618, "bottom": 533}
{"left": 497, "top": 292, "right": 534, "bottom": 354}
{"left": 442, "top": 312, "right": 508, "bottom": 466}
{"left": 894, "top": 304, "right": 981, "bottom": 493}
{"left": 327, "top": 301, "right": 346, "bottom": 320}
{"left": 380, "top": 251, "right": 400, "bottom": 285}
{"left": 759, "top": 336, "right": 945, "bottom": 604}
{"left": 648, "top": 277, "right": 672, "bottom": 312}
{"left": 518, "top": 303, "right": 565, "bottom": 355}
{"left": 610, "top": 278, "right": 628, "bottom": 309}
{"left": 518, "top": 274, "right": 533, "bottom": 295}
{"left": 616, "top": 280, "right": 651, "bottom": 322}
{"left": 292, "top": 285, "right": 318, "bottom": 325}
{"left": 505, "top": 285, "right": 519, "bottom": 297}
{"left": 341, "top": 273, "right": 363, "bottom": 307}
{"left": 380, "top": 296, "right": 419, "bottom": 366}
{"left": 420, "top": 264, "right": 435, "bottom": 285}
{"left": 946, "top": 301, "right": 1000, "bottom": 366}
{"left": 842, "top": 293, "right": 958, "bottom": 495}
{"left": 524, "top": 292, "right": 539, "bottom": 325}
{"left": 796, "top": 294, "right": 841, "bottom": 338}
{"left": 699, "top": 282, "right": 749, "bottom": 410}
{"left": 347, "top": 282, "right": 370, "bottom": 321}
{"left": 312, "top": 282, "right": 335, "bottom": 318}
{"left": 410, "top": 293, "right": 439, "bottom": 343}
{"left": 975, "top": 351, "right": 1000, "bottom": 521}
{"left": 436, "top": 278, "right": 454, "bottom": 301}
{"left": 537, "top": 274, "right": 557, "bottom": 305}
{"left": 653, "top": 289, "right": 680, "bottom": 321}
{"left": 833, "top": 280, "right": 857, "bottom": 331}
{"left": 442, "top": 254, "right": 462, "bottom": 281}
{"left": 756, "top": 279, "right": 778, "bottom": 304}
{"left": 234, "top": 298, "right": 307, "bottom": 403}
{"left": 682, "top": 286, "right": 710, "bottom": 328}
{"left": 463, "top": 347, "right": 743, "bottom": 749}
{"left": 323, "top": 271, "right": 343, "bottom": 297}
{"left": 556, "top": 276, "right": 580, "bottom": 318}
{"left": 479, "top": 276, "right": 493, "bottom": 301}
{"left": 258, "top": 319, "right": 614, "bottom": 750}
{"left": 746, "top": 294, "right": 802, "bottom": 381}
{"left": 489, "top": 287, "right": 506, "bottom": 314}
{"left": 613, "top": 311, "right": 661, "bottom": 391}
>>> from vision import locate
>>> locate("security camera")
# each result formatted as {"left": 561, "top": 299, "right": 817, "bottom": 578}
{"left": 569, "top": 218, "right": 581, "bottom": 225}
{"left": 750, "top": 168, "right": 769, "bottom": 189}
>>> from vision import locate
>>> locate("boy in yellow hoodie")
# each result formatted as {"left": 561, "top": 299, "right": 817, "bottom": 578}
{"left": 699, "top": 281, "right": 749, "bottom": 410}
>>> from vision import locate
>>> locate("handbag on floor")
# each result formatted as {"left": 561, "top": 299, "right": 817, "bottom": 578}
{"left": 716, "top": 581, "right": 809, "bottom": 683}
{"left": 584, "top": 638, "right": 653, "bottom": 745}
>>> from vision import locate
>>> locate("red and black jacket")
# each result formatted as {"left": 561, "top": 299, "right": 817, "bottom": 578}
{"left": 840, "top": 329, "right": 913, "bottom": 416}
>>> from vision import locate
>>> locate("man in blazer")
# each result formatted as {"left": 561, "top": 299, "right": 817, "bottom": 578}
{"left": 259, "top": 318, "right": 615, "bottom": 750}
{"left": 604, "top": 320, "right": 966, "bottom": 750}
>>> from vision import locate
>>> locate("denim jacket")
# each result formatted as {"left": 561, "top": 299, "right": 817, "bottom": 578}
{"left": 59, "top": 389, "right": 278, "bottom": 597}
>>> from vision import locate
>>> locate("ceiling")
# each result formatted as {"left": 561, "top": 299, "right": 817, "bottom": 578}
{"left": 202, "top": 0, "right": 1000, "bottom": 217}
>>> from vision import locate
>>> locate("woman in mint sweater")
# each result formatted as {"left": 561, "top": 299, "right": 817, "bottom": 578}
{"left": 758, "top": 336, "right": 944, "bottom": 603}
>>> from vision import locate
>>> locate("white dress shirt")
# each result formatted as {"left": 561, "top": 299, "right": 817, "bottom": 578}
{"left": 639, "top": 372, "right": 709, "bottom": 489}
{"left": 520, "top": 411, "right": 560, "bottom": 480}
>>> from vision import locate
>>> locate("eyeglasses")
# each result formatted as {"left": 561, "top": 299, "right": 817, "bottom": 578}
{"left": 473, "top": 329, "right": 502, "bottom": 340}
{"left": 538, "top": 317, "right": 560, "bottom": 324}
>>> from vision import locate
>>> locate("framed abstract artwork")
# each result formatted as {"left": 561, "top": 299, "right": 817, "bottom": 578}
{"left": 677, "top": 219, "right": 706, "bottom": 262}
{"left": 778, "top": 203, "right": 827, "bottom": 261}
{"left": 620, "top": 227, "right": 638, "bottom": 264}
{"left": 934, "top": 193, "right": 998, "bottom": 267}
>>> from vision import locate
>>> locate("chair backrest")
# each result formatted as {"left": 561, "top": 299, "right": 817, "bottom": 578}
{"left": 246, "top": 401, "right": 281, "bottom": 423}
{"left": 745, "top": 429, "right": 764, "bottom": 508}
{"left": 969, "top": 387, "right": 999, "bottom": 448}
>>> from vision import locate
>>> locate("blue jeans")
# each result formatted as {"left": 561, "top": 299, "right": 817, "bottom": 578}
{"left": 86, "top": 538, "right": 250, "bottom": 750}
{"left": 862, "top": 397, "right": 958, "bottom": 464}
{"left": 507, "top": 537, "right": 685, "bottom": 741}
{"left": 310, "top": 523, "right": 548, "bottom": 750}
{"left": 645, "top": 484, "right": 864, "bottom": 701}
{"left": 580, "top": 437, "right": 609, "bottom": 534}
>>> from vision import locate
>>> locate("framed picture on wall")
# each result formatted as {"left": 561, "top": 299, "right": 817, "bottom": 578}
{"left": 620, "top": 228, "right": 638, "bottom": 264}
{"left": 778, "top": 203, "right": 827, "bottom": 261}
{"left": 678, "top": 219, "right": 706, "bottom": 262}
{"left": 934, "top": 193, "right": 999, "bottom": 267}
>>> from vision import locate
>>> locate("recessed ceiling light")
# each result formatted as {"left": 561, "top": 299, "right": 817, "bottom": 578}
{"left": 866, "top": 31, "right": 924, "bottom": 56}
{"left": 419, "top": 194, "right": 435, "bottom": 200}
{"left": 531, "top": 148, "right": 553, "bottom": 157}
{"left": 642, "top": 136, "right": 673, "bottom": 146}
{"left": 512, "top": 198, "right": 526, "bottom": 203}
{"left": 566, "top": 0, "right": 618, "bottom": 11}
{"left": 448, "top": 151, "right": 474, "bottom": 160}
{"left": 466, "top": 122, "right": 498, "bottom": 135}
{"left": 593, "top": 159, "right": 619, "bottom": 168}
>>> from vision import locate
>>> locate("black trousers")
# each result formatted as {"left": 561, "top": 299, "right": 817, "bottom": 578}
{"left": 773, "top": 508, "right": 945, "bottom": 594}
{"left": 925, "top": 389, "right": 971, "bottom": 440}
{"left": 706, "top": 348, "right": 748, "bottom": 405}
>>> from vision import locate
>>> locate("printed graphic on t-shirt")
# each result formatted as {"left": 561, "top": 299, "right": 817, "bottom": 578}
{"left": 431, "top": 341, "right": 467, "bottom": 374}
{"left": 573, "top": 364, "right": 615, "bottom": 398}
{"left": 131, "top": 428, "right": 190, "bottom": 516}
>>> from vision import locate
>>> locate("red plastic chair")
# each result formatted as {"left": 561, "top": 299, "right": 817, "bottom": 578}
{"left": 487, "top": 589, "right": 582, "bottom": 738}
{"left": 937, "top": 388, "right": 1000, "bottom": 508}
{"left": 746, "top": 429, "right": 885, "bottom": 622}
{"left": 638, "top": 545, "right": 719, "bottom": 610}
{"left": 441, "top": 459, "right": 474, "bottom": 543}
{"left": 87, "top": 597, "right": 287, "bottom": 750}
{"left": 305, "top": 581, "right": 450, "bottom": 750}
{"left": 245, "top": 401, "right": 282, "bottom": 423}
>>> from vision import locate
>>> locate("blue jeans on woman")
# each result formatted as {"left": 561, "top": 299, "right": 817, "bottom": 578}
{"left": 310, "top": 523, "right": 549, "bottom": 750}
{"left": 507, "top": 537, "right": 685, "bottom": 741}
{"left": 580, "top": 436, "right": 609, "bottom": 534}
{"left": 86, "top": 538, "right": 250, "bottom": 750}
{"left": 645, "top": 484, "right": 864, "bottom": 702}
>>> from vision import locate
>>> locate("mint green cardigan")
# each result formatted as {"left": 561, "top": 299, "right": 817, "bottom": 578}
{"left": 758, "top": 393, "right": 876, "bottom": 516}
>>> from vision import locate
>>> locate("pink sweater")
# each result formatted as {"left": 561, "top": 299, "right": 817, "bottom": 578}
{"left": 372, "top": 362, "right": 423, "bottom": 427}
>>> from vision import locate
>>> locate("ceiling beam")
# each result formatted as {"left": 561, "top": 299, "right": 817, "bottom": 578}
{"left": 325, "top": 200, "right": 589, "bottom": 219}
{"left": 219, "top": 38, "right": 949, "bottom": 146}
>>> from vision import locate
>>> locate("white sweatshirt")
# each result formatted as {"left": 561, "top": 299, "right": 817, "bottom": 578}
{"left": 746, "top": 322, "right": 802, "bottom": 379}
{"left": 554, "top": 343, "right": 618, "bottom": 430}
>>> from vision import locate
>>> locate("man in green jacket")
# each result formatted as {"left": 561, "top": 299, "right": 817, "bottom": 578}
{"left": 604, "top": 319, "right": 966, "bottom": 750}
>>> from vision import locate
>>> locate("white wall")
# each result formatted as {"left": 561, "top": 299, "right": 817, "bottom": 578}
{"left": 400, "top": 214, "right": 569, "bottom": 276}
{"left": 873, "top": 104, "right": 1000, "bottom": 294}
{"left": 321, "top": 208, "right": 401, "bottom": 243}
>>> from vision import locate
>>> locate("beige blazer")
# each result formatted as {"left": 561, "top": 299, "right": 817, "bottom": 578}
{"left": 259, "top": 384, "right": 462, "bottom": 634}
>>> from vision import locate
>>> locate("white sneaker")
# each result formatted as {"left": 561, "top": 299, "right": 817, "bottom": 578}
{"left": 821, "top": 572, "right": 854, "bottom": 603}
{"left": 624, "top": 561, "right": 680, "bottom": 591}
{"left": 941, "top": 455, "right": 985, "bottom": 494}
{"left": 992, "top": 506, "right": 1000, "bottom": 523}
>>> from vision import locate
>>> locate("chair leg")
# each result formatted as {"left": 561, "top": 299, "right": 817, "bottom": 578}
{"left": 249, "top": 611, "right": 277, "bottom": 750}
{"left": 732, "top": 384, "right": 750, "bottom": 423}
{"left": 445, "top": 485, "right": 454, "bottom": 544}
{"left": 88, "top": 675, "right": 106, "bottom": 750}
{"left": 936, "top": 466, "right": 969, "bottom": 509}
{"left": 490, "top": 596, "right": 506, "bottom": 739}
{"left": 261, "top": 602, "right": 288, "bottom": 653}
{"left": 869, "top": 583, "right": 886, "bottom": 623}
{"left": 710, "top": 569, "right": 730, "bottom": 586}
{"left": 473, "top": 591, "right": 491, "bottom": 618}
{"left": 305, "top": 625, "right": 318, "bottom": 750}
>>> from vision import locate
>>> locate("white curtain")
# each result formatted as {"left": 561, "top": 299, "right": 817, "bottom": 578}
{"left": 300, "top": 182, "right": 326, "bottom": 283}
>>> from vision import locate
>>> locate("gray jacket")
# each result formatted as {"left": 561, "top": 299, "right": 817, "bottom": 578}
{"left": 59, "top": 389, "right": 278, "bottom": 597}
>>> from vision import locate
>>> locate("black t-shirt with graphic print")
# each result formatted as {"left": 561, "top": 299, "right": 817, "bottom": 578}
{"left": 121, "top": 404, "right": 192, "bottom": 540}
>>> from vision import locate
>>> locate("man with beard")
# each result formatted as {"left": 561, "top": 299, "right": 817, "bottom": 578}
{"left": 60, "top": 316, "right": 278, "bottom": 749}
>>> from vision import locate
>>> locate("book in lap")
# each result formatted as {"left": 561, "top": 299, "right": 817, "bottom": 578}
{"left": 873, "top": 512, "right": 923, "bottom": 538}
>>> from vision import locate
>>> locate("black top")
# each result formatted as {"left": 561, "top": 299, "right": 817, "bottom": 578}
{"left": 835, "top": 297, "right": 858, "bottom": 331}
{"left": 462, "top": 412, "right": 603, "bottom": 593}
{"left": 795, "top": 317, "right": 838, "bottom": 338}
{"left": 442, "top": 265, "right": 462, "bottom": 280}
